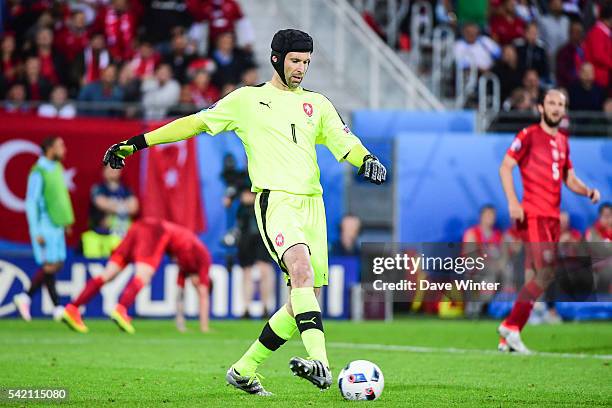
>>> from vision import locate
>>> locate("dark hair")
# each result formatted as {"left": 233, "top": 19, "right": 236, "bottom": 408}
{"left": 600, "top": 2, "right": 612, "bottom": 20}
{"left": 599, "top": 202, "right": 612, "bottom": 214}
{"left": 40, "top": 136, "right": 58, "bottom": 153}
{"left": 479, "top": 204, "right": 496, "bottom": 215}
{"left": 570, "top": 20, "right": 583, "bottom": 28}
{"left": 538, "top": 87, "right": 566, "bottom": 106}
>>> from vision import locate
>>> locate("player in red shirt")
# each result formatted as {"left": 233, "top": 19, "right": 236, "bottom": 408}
{"left": 62, "top": 218, "right": 211, "bottom": 334}
{"left": 498, "top": 89, "right": 601, "bottom": 353}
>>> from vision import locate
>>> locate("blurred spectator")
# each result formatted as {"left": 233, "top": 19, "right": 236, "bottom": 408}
{"left": 22, "top": 10, "right": 55, "bottom": 52}
{"left": 559, "top": 211, "right": 582, "bottom": 243}
{"left": 522, "top": 68, "right": 543, "bottom": 105}
{"left": 78, "top": 65, "right": 124, "bottom": 116}
{"left": 462, "top": 205, "right": 506, "bottom": 312}
{"left": 220, "top": 83, "right": 236, "bottom": 98}
{"left": 582, "top": 3, "right": 612, "bottom": 92}
{"left": 117, "top": 64, "right": 140, "bottom": 118}
{"left": 585, "top": 202, "right": 612, "bottom": 242}
{"left": 504, "top": 87, "right": 536, "bottom": 112}
{"left": 462, "top": 205, "right": 503, "bottom": 249}
{"left": 186, "top": 57, "right": 216, "bottom": 77}
{"left": 117, "top": 62, "right": 141, "bottom": 104}
{"left": 128, "top": 41, "right": 160, "bottom": 80}
{"left": 536, "top": 0, "right": 569, "bottom": 69}
{"left": 514, "top": 22, "right": 549, "bottom": 82}
{"left": 434, "top": 0, "right": 457, "bottom": 28}
{"left": 168, "top": 85, "right": 196, "bottom": 116}
{"left": 490, "top": 0, "right": 526, "bottom": 45}
{"left": 453, "top": 23, "right": 501, "bottom": 71}
{"left": 239, "top": 63, "right": 259, "bottom": 87}
{"left": 142, "top": 0, "right": 191, "bottom": 45}
{"left": 210, "top": 31, "right": 253, "bottom": 89}
{"left": 604, "top": 98, "right": 612, "bottom": 113}
{"left": 37, "top": 85, "right": 76, "bottom": 118}
{"left": 31, "top": 28, "right": 65, "bottom": 85}
{"left": 515, "top": 0, "right": 538, "bottom": 22}
{"left": 163, "top": 32, "right": 195, "bottom": 84}
{"left": 92, "top": 0, "right": 139, "bottom": 61}
{"left": 181, "top": 84, "right": 196, "bottom": 107}
{"left": 503, "top": 223, "right": 522, "bottom": 252}
{"left": 330, "top": 214, "right": 362, "bottom": 256}
{"left": 69, "top": 0, "right": 99, "bottom": 26}
{"left": 3, "top": 0, "right": 51, "bottom": 45}
{"left": 2, "top": 83, "right": 31, "bottom": 114}
{"left": 568, "top": 62, "right": 606, "bottom": 111}
{"left": 20, "top": 56, "right": 52, "bottom": 101}
{"left": 1, "top": 33, "right": 21, "bottom": 83}
{"left": 90, "top": 166, "right": 139, "bottom": 238}
{"left": 75, "top": 33, "right": 111, "bottom": 87}
{"left": 555, "top": 20, "right": 585, "bottom": 89}
{"left": 54, "top": 10, "right": 89, "bottom": 61}
{"left": 188, "top": 69, "right": 219, "bottom": 108}
{"left": 492, "top": 44, "right": 523, "bottom": 102}
{"left": 188, "top": 0, "right": 253, "bottom": 50}
{"left": 141, "top": 63, "right": 181, "bottom": 119}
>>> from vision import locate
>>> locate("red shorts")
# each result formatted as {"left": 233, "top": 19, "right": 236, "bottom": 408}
{"left": 517, "top": 216, "right": 560, "bottom": 270}
{"left": 109, "top": 222, "right": 170, "bottom": 269}
{"left": 176, "top": 241, "right": 211, "bottom": 288}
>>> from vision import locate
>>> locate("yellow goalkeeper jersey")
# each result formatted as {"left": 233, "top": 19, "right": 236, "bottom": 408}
{"left": 195, "top": 82, "right": 361, "bottom": 195}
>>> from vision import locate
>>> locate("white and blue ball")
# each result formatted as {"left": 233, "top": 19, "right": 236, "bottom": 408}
{"left": 338, "top": 360, "right": 384, "bottom": 401}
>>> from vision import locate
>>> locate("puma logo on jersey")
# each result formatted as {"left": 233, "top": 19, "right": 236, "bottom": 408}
{"left": 259, "top": 101, "right": 272, "bottom": 109}
{"left": 299, "top": 316, "right": 317, "bottom": 325}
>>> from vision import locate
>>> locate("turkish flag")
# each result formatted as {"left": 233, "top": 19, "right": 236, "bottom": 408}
{"left": 142, "top": 137, "right": 206, "bottom": 233}
{"left": 0, "top": 115, "right": 143, "bottom": 245}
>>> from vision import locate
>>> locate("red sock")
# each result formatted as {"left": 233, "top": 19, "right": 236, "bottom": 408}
{"left": 72, "top": 276, "right": 105, "bottom": 307}
{"left": 118, "top": 276, "right": 144, "bottom": 309}
{"left": 504, "top": 280, "right": 544, "bottom": 331}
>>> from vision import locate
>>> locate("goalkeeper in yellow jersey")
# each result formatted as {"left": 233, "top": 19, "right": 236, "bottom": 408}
{"left": 103, "top": 29, "right": 387, "bottom": 396}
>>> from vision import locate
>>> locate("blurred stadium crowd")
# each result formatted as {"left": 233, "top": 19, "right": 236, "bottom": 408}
{"left": 361, "top": 0, "right": 612, "bottom": 114}
{"left": 1, "top": 0, "right": 258, "bottom": 119}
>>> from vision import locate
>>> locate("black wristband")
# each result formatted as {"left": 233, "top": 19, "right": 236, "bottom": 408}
{"left": 362, "top": 154, "right": 378, "bottom": 163}
{"left": 125, "top": 134, "right": 148, "bottom": 151}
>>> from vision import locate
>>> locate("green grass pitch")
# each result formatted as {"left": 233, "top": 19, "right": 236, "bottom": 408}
{"left": 0, "top": 318, "right": 610, "bottom": 407}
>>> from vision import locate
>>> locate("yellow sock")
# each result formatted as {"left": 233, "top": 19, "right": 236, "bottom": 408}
{"left": 291, "top": 287, "right": 329, "bottom": 367}
{"left": 233, "top": 305, "right": 297, "bottom": 375}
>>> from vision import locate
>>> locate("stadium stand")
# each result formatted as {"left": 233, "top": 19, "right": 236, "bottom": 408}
{"left": 0, "top": 0, "right": 255, "bottom": 118}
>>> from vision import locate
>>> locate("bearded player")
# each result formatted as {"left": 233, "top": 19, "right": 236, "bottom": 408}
{"left": 102, "top": 29, "right": 387, "bottom": 395}
{"left": 62, "top": 218, "right": 211, "bottom": 334}
{"left": 498, "top": 89, "right": 601, "bottom": 353}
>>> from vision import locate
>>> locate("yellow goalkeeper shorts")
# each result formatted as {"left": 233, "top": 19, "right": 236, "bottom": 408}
{"left": 254, "top": 189, "right": 329, "bottom": 287}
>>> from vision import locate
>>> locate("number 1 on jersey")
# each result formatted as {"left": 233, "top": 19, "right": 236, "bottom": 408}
{"left": 291, "top": 123, "right": 297, "bottom": 144}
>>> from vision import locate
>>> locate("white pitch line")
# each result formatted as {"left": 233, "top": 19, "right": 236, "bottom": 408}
{"left": 327, "top": 341, "right": 612, "bottom": 360}
{"left": 1, "top": 337, "right": 610, "bottom": 361}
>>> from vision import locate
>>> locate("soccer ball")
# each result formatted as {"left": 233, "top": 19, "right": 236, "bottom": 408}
{"left": 338, "top": 360, "right": 384, "bottom": 401}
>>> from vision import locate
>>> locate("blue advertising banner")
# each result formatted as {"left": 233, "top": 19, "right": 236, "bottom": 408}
{"left": 0, "top": 253, "right": 359, "bottom": 320}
